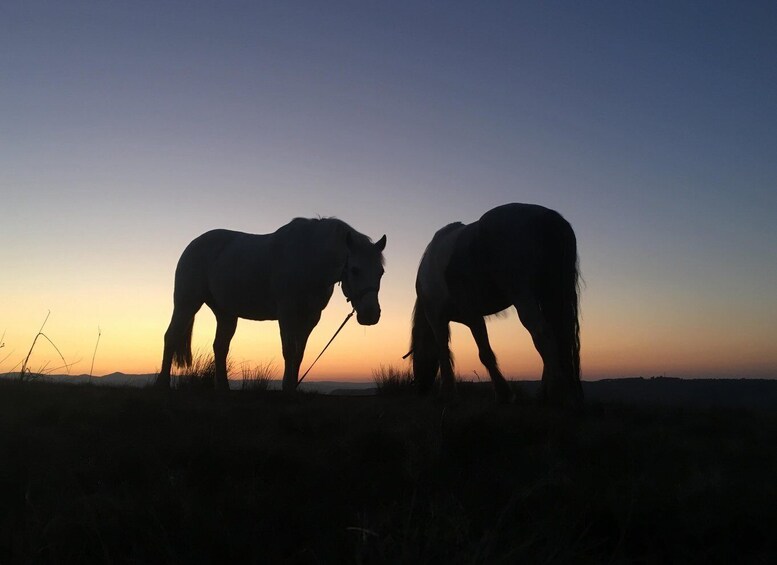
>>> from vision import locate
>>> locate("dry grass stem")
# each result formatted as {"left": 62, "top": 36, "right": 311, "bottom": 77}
{"left": 240, "top": 360, "right": 275, "bottom": 391}
{"left": 372, "top": 363, "right": 414, "bottom": 395}
{"left": 19, "top": 311, "right": 70, "bottom": 381}
{"left": 89, "top": 326, "right": 102, "bottom": 381}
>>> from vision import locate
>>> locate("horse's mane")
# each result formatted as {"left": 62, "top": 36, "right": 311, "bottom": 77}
{"left": 290, "top": 216, "right": 384, "bottom": 264}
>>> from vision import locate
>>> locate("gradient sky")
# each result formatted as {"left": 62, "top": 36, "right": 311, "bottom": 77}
{"left": 2, "top": 0, "right": 776, "bottom": 381}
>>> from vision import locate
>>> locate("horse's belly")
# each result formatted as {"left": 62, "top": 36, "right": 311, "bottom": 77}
{"left": 233, "top": 290, "right": 279, "bottom": 320}
{"left": 208, "top": 284, "right": 279, "bottom": 320}
{"left": 238, "top": 306, "right": 278, "bottom": 321}
{"left": 448, "top": 274, "right": 510, "bottom": 318}
{"left": 456, "top": 295, "right": 511, "bottom": 319}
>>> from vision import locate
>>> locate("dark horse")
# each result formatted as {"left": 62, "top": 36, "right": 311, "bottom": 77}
{"left": 410, "top": 203, "right": 582, "bottom": 405}
{"left": 156, "top": 218, "right": 386, "bottom": 392}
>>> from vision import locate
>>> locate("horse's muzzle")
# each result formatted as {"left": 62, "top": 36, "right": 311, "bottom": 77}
{"left": 356, "top": 307, "right": 381, "bottom": 326}
{"left": 354, "top": 293, "right": 381, "bottom": 325}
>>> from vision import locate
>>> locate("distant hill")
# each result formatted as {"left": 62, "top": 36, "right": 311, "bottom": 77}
{"left": 2, "top": 373, "right": 775, "bottom": 409}
{"left": 0, "top": 372, "right": 156, "bottom": 387}
{"left": 0, "top": 373, "right": 376, "bottom": 394}
{"left": 583, "top": 377, "right": 777, "bottom": 410}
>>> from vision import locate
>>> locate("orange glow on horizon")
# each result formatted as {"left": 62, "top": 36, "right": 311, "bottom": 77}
{"left": 2, "top": 267, "right": 776, "bottom": 382}
{"left": 3, "top": 293, "right": 776, "bottom": 382}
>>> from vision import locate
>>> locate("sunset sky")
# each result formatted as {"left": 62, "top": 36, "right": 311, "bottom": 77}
{"left": 2, "top": 1, "right": 776, "bottom": 381}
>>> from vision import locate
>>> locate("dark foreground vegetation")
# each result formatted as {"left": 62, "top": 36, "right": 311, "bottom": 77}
{"left": 1, "top": 380, "right": 775, "bottom": 564}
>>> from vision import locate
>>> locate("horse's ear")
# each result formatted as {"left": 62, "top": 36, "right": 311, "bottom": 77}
{"left": 375, "top": 235, "right": 386, "bottom": 252}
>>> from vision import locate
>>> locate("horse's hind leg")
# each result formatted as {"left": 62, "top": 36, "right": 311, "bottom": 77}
{"left": 157, "top": 302, "right": 200, "bottom": 389}
{"left": 213, "top": 314, "right": 237, "bottom": 392}
{"left": 429, "top": 320, "right": 456, "bottom": 398}
{"left": 513, "top": 296, "right": 564, "bottom": 404}
{"left": 468, "top": 318, "right": 514, "bottom": 403}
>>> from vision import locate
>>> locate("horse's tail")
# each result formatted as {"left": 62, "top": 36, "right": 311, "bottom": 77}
{"left": 171, "top": 313, "right": 195, "bottom": 368}
{"left": 540, "top": 213, "right": 583, "bottom": 403}
{"left": 410, "top": 298, "right": 439, "bottom": 394}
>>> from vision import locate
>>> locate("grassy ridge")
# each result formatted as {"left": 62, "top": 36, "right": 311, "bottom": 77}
{"left": 1, "top": 381, "right": 775, "bottom": 563}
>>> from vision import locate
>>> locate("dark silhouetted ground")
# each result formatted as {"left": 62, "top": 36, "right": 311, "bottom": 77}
{"left": 1, "top": 379, "right": 775, "bottom": 563}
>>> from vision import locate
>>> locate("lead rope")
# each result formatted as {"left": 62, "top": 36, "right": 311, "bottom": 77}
{"left": 297, "top": 308, "right": 356, "bottom": 387}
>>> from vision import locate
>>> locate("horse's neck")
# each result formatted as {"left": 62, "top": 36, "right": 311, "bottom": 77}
{"left": 309, "top": 221, "right": 350, "bottom": 285}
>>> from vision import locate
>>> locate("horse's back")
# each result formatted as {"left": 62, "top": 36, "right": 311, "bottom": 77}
{"left": 475, "top": 203, "right": 576, "bottom": 291}
{"left": 478, "top": 203, "right": 573, "bottom": 255}
{"left": 479, "top": 203, "right": 566, "bottom": 233}
{"left": 172, "top": 220, "right": 344, "bottom": 319}
{"left": 173, "top": 229, "right": 270, "bottom": 308}
{"left": 181, "top": 229, "right": 244, "bottom": 259}
{"left": 423, "top": 204, "right": 575, "bottom": 316}
{"left": 176, "top": 229, "right": 252, "bottom": 278}
{"left": 175, "top": 228, "right": 236, "bottom": 272}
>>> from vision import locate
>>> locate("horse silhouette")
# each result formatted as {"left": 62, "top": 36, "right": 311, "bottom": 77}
{"left": 410, "top": 203, "right": 582, "bottom": 405}
{"left": 156, "top": 218, "right": 386, "bottom": 392}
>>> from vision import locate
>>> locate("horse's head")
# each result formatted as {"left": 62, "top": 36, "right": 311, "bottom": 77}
{"left": 342, "top": 232, "right": 386, "bottom": 325}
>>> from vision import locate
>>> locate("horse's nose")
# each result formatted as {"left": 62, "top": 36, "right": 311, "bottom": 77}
{"left": 357, "top": 304, "right": 380, "bottom": 326}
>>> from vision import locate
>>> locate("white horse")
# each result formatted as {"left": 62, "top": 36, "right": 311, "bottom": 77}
{"left": 156, "top": 218, "right": 386, "bottom": 392}
{"left": 410, "top": 203, "right": 582, "bottom": 405}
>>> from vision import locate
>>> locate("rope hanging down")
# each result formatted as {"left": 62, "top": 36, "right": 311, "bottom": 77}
{"left": 297, "top": 308, "right": 356, "bottom": 387}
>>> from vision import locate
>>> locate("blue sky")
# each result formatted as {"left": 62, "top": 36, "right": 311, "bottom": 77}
{"left": 2, "top": 1, "right": 776, "bottom": 379}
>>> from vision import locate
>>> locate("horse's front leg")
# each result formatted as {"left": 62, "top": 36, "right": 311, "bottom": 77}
{"left": 429, "top": 320, "right": 456, "bottom": 399}
{"left": 213, "top": 315, "right": 237, "bottom": 391}
{"left": 467, "top": 317, "right": 514, "bottom": 403}
{"left": 279, "top": 313, "right": 319, "bottom": 394}
{"left": 279, "top": 322, "right": 301, "bottom": 394}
